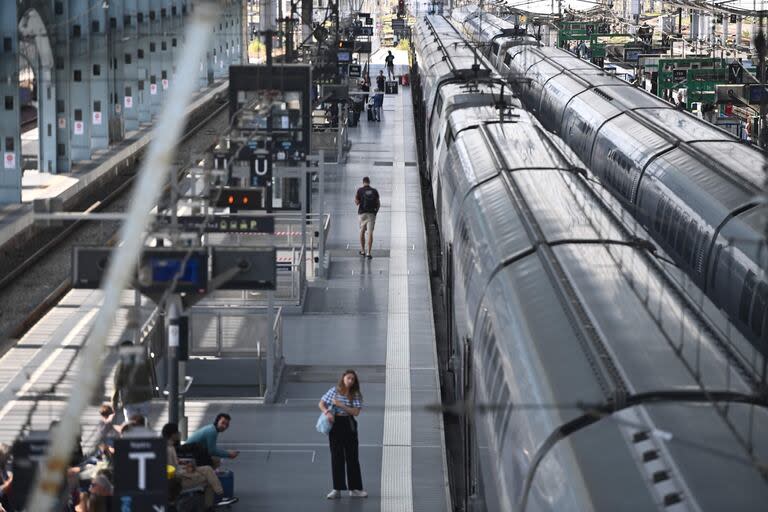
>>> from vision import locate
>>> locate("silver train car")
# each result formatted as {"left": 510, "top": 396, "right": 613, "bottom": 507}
{"left": 451, "top": 9, "right": 768, "bottom": 359}
{"left": 413, "top": 14, "right": 768, "bottom": 512}
{"left": 450, "top": 6, "right": 537, "bottom": 69}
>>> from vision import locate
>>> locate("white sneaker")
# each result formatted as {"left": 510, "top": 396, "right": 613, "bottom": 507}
{"left": 326, "top": 490, "right": 341, "bottom": 499}
{"left": 350, "top": 490, "right": 368, "bottom": 498}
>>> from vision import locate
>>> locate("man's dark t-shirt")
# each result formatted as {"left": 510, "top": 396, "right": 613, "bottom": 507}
{"left": 386, "top": 54, "right": 394, "bottom": 67}
{"left": 376, "top": 75, "right": 385, "bottom": 90}
{"left": 356, "top": 185, "right": 380, "bottom": 214}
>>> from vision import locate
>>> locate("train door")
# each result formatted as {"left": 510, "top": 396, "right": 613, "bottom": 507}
{"left": 463, "top": 335, "right": 479, "bottom": 511}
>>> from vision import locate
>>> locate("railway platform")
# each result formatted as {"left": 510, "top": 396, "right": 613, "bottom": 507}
{"left": 0, "top": 80, "right": 229, "bottom": 251}
{"left": 0, "top": 86, "right": 451, "bottom": 511}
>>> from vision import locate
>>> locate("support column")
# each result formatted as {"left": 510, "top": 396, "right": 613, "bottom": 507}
{"left": 123, "top": 0, "right": 140, "bottom": 132}
{"left": 136, "top": 0, "right": 151, "bottom": 124}
{"left": 159, "top": 0, "right": 173, "bottom": 102}
{"left": 69, "top": 0, "right": 93, "bottom": 161}
{"left": 53, "top": 1, "right": 71, "bottom": 171}
{"left": 108, "top": 0, "right": 126, "bottom": 143}
{"left": 691, "top": 10, "right": 699, "bottom": 41}
{"left": 90, "top": 3, "right": 110, "bottom": 150}
{"left": 723, "top": 15, "right": 729, "bottom": 46}
{"left": 149, "top": 3, "right": 164, "bottom": 117}
{"left": 0, "top": 1, "right": 21, "bottom": 203}
{"left": 736, "top": 15, "right": 742, "bottom": 47}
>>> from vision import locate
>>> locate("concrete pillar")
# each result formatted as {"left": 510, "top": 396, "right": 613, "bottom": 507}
{"left": 123, "top": 0, "right": 139, "bottom": 132}
{"left": 69, "top": 0, "right": 93, "bottom": 161}
{"left": 0, "top": 1, "right": 21, "bottom": 202}
{"left": 136, "top": 0, "right": 151, "bottom": 124}
{"left": 90, "top": 2, "right": 110, "bottom": 150}
{"left": 158, "top": 0, "right": 173, "bottom": 100}
{"left": 107, "top": 1, "right": 125, "bottom": 144}
{"left": 52, "top": 2, "right": 71, "bottom": 171}
{"left": 18, "top": 7, "right": 58, "bottom": 175}
{"left": 691, "top": 10, "right": 699, "bottom": 41}
{"left": 148, "top": 1, "right": 164, "bottom": 117}
{"left": 723, "top": 15, "right": 729, "bottom": 46}
{"left": 736, "top": 16, "right": 742, "bottom": 46}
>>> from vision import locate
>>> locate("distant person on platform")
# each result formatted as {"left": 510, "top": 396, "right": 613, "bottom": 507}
{"left": 372, "top": 89, "right": 384, "bottom": 122}
{"left": 355, "top": 177, "right": 381, "bottom": 259}
{"left": 385, "top": 50, "right": 396, "bottom": 80}
{"left": 186, "top": 413, "right": 240, "bottom": 467}
{"left": 676, "top": 92, "right": 685, "bottom": 111}
{"left": 376, "top": 70, "right": 386, "bottom": 92}
{"left": 112, "top": 339, "right": 153, "bottom": 425}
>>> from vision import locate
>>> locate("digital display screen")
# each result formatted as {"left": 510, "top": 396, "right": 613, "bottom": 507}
{"left": 749, "top": 84, "right": 765, "bottom": 104}
{"left": 624, "top": 49, "right": 641, "bottom": 63}
{"left": 337, "top": 51, "right": 351, "bottom": 62}
{"left": 151, "top": 256, "right": 202, "bottom": 284}
{"left": 144, "top": 251, "right": 208, "bottom": 293}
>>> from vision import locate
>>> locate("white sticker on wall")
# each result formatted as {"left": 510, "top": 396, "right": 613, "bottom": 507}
{"left": 162, "top": 79, "right": 169, "bottom": 90}
{"left": 150, "top": 83, "right": 157, "bottom": 95}
{"left": 125, "top": 96, "right": 133, "bottom": 109}
{"left": 4, "top": 152, "right": 15, "bottom": 169}
{"left": 58, "top": 117, "right": 66, "bottom": 129}
{"left": 74, "top": 121, "right": 84, "bottom": 135}
{"left": 93, "top": 112, "right": 102, "bottom": 125}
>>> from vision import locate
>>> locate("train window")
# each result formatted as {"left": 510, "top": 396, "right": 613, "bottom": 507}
{"left": 73, "top": 70, "right": 82, "bottom": 82}
{"left": 3, "top": 96, "right": 12, "bottom": 111}
{"left": 124, "top": 53, "right": 132, "bottom": 65}
{"left": 138, "top": 12, "right": 144, "bottom": 23}
{"left": 91, "top": 20, "right": 100, "bottom": 33}
{"left": 74, "top": 109, "right": 82, "bottom": 122}
{"left": 93, "top": 101, "right": 101, "bottom": 113}
{"left": 661, "top": 202, "right": 673, "bottom": 240}
{"left": 55, "top": 1, "right": 64, "bottom": 15}
{"left": 150, "top": 42, "right": 156, "bottom": 53}
{"left": 3, "top": 38, "right": 11, "bottom": 52}
{"left": 57, "top": 143, "right": 65, "bottom": 157}
{"left": 739, "top": 271, "right": 758, "bottom": 325}
{"left": 653, "top": 197, "right": 666, "bottom": 232}
{"left": 138, "top": 49, "right": 145, "bottom": 59}
{"left": 123, "top": 15, "right": 131, "bottom": 27}
{"left": 72, "top": 25, "right": 81, "bottom": 38}
{"left": 93, "top": 64, "right": 101, "bottom": 76}
{"left": 4, "top": 137, "right": 13, "bottom": 152}
{"left": 684, "top": 222, "right": 698, "bottom": 267}
{"left": 504, "top": 53, "right": 512, "bottom": 67}
{"left": 751, "top": 282, "right": 768, "bottom": 337}
{"left": 674, "top": 214, "right": 688, "bottom": 254}
{"left": 162, "top": 41, "right": 167, "bottom": 51}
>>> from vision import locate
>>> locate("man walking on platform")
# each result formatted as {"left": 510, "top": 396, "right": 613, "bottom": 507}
{"left": 355, "top": 177, "right": 380, "bottom": 259}
{"left": 376, "top": 70, "right": 385, "bottom": 93}
{"left": 385, "top": 50, "right": 396, "bottom": 80}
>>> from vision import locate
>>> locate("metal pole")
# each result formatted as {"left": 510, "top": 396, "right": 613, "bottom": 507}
{"left": 318, "top": 150, "right": 326, "bottom": 277}
{"left": 167, "top": 296, "right": 181, "bottom": 425}
{"left": 26, "top": 5, "right": 218, "bottom": 509}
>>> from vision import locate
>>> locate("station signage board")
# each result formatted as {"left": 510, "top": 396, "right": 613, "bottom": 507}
{"left": 113, "top": 437, "right": 167, "bottom": 511}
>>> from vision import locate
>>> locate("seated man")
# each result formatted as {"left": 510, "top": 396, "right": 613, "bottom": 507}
{"left": 185, "top": 413, "right": 239, "bottom": 467}
{"left": 162, "top": 423, "right": 238, "bottom": 507}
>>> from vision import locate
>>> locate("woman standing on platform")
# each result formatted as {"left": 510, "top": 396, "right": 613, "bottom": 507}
{"left": 319, "top": 370, "right": 367, "bottom": 499}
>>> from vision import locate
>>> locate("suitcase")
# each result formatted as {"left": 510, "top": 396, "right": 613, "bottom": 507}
{"left": 216, "top": 468, "right": 235, "bottom": 499}
{"left": 385, "top": 80, "right": 399, "bottom": 94}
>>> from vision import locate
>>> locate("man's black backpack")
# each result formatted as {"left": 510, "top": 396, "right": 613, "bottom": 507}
{"left": 360, "top": 187, "right": 379, "bottom": 213}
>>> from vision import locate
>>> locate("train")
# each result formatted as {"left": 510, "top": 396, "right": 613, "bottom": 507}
{"left": 412, "top": 13, "right": 768, "bottom": 512}
{"left": 449, "top": 7, "right": 768, "bottom": 364}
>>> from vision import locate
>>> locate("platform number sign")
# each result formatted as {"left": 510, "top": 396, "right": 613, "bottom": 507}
{"left": 113, "top": 437, "right": 167, "bottom": 511}
{"left": 729, "top": 63, "right": 743, "bottom": 84}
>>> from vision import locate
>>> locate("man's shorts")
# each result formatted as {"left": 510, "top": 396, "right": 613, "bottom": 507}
{"left": 359, "top": 213, "right": 376, "bottom": 232}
